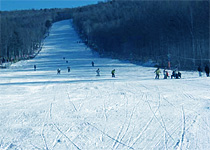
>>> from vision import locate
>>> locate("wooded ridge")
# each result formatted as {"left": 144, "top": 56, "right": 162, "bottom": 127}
{"left": 0, "top": 8, "right": 73, "bottom": 64}
{"left": 72, "top": 0, "right": 209, "bottom": 70}
{"left": 0, "top": 0, "right": 209, "bottom": 70}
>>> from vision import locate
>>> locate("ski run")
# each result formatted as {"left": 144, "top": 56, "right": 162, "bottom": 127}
{"left": 0, "top": 20, "right": 209, "bottom": 150}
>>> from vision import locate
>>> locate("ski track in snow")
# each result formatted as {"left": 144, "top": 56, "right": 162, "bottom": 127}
{"left": 0, "top": 19, "right": 210, "bottom": 150}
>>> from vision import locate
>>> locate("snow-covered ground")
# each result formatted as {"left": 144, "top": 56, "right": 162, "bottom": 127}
{"left": 0, "top": 20, "right": 209, "bottom": 150}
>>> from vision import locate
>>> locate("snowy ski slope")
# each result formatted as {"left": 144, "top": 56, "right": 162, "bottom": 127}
{"left": 0, "top": 20, "right": 209, "bottom": 150}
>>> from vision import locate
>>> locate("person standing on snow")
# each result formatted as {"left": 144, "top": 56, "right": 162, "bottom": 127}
{"left": 163, "top": 69, "right": 169, "bottom": 79}
{"left": 67, "top": 66, "right": 71, "bottom": 72}
{"left": 154, "top": 67, "right": 161, "bottom": 79}
{"left": 34, "top": 65, "right": 36, "bottom": 71}
{"left": 205, "top": 65, "right": 209, "bottom": 77}
{"left": 57, "top": 68, "right": 61, "bottom": 74}
{"left": 111, "top": 69, "right": 115, "bottom": 77}
{"left": 92, "top": 61, "right": 94, "bottom": 67}
{"left": 197, "top": 65, "right": 202, "bottom": 77}
{"left": 96, "top": 68, "right": 100, "bottom": 76}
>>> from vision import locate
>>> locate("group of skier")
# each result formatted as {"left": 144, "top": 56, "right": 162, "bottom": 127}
{"left": 154, "top": 67, "right": 181, "bottom": 79}
{"left": 33, "top": 58, "right": 209, "bottom": 79}
{"left": 95, "top": 68, "right": 115, "bottom": 77}
{"left": 56, "top": 67, "right": 70, "bottom": 74}
{"left": 94, "top": 62, "right": 115, "bottom": 77}
{"left": 154, "top": 64, "right": 210, "bottom": 79}
{"left": 33, "top": 59, "right": 116, "bottom": 77}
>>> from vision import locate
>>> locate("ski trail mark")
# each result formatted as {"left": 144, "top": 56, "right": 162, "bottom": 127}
{"left": 41, "top": 108, "right": 49, "bottom": 150}
{"left": 30, "top": 141, "right": 42, "bottom": 150}
{"left": 49, "top": 103, "right": 81, "bottom": 150}
{"left": 179, "top": 106, "right": 186, "bottom": 150}
{"left": 66, "top": 91, "right": 77, "bottom": 112}
{"left": 149, "top": 93, "right": 175, "bottom": 142}
{"left": 174, "top": 106, "right": 186, "bottom": 150}
{"left": 52, "top": 127, "right": 71, "bottom": 149}
{"left": 129, "top": 94, "right": 160, "bottom": 148}
{"left": 164, "top": 131, "right": 168, "bottom": 150}
{"left": 87, "top": 122, "right": 134, "bottom": 150}
{"left": 115, "top": 94, "right": 143, "bottom": 150}
{"left": 112, "top": 125, "right": 124, "bottom": 150}
{"left": 112, "top": 93, "right": 129, "bottom": 150}
{"left": 147, "top": 100, "right": 175, "bottom": 142}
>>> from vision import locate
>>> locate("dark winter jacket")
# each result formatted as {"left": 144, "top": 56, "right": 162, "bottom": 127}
{"left": 205, "top": 65, "right": 209, "bottom": 73}
{"left": 198, "top": 66, "right": 202, "bottom": 72}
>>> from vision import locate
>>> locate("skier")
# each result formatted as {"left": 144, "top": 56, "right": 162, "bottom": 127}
{"left": 111, "top": 69, "right": 115, "bottom": 77}
{"left": 171, "top": 70, "right": 175, "bottom": 79}
{"left": 96, "top": 68, "right": 100, "bottom": 76}
{"left": 163, "top": 69, "right": 169, "bottom": 79}
{"left": 205, "top": 65, "right": 209, "bottom": 77}
{"left": 2, "top": 57, "right": 5, "bottom": 63}
{"left": 154, "top": 67, "right": 161, "bottom": 79}
{"left": 197, "top": 65, "right": 202, "bottom": 77}
{"left": 34, "top": 65, "right": 36, "bottom": 71}
{"left": 92, "top": 61, "right": 94, "bottom": 67}
{"left": 178, "top": 71, "right": 181, "bottom": 78}
{"left": 67, "top": 66, "right": 71, "bottom": 72}
{"left": 57, "top": 68, "right": 61, "bottom": 74}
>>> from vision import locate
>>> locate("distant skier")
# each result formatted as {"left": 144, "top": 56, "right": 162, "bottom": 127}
{"left": 205, "top": 65, "right": 209, "bottom": 77}
{"left": 178, "top": 71, "right": 181, "bottom": 78}
{"left": 57, "top": 68, "right": 61, "bottom": 74}
{"left": 67, "top": 66, "right": 71, "bottom": 72}
{"left": 111, "top": 69, "right": 115, "bottom": 77}
{"left": 92, "top": 61, "right": 94, "bottom": 67}
{"left": 197, "top": 65, "right": 202, "bottom": 77}
{"left": 2, "top": 57, "right": 5, "bottom": 63}
{"left": 171, "top": 70, "right": 175, "bottom": 79}
{"left": 154, "top": 67, "right": 161, "bottom": 79}
{"left": 34, "top": 65, "right": 36, "bottom": 71}
{"left": 96, "top": 68, "right": 100, "bottom": 76}
{"left": 163, "top": 69, "right": 169, "bottom": 79}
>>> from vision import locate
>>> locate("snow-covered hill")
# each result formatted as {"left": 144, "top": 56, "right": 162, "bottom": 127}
{"left": 0, "top": 20, "right": 209, "bottom": 150}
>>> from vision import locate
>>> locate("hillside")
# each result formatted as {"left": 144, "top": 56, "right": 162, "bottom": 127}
{"left": 0, "top": 8, "right": 73, "bottom": 64}
{"left": 0, "top": 19, "right": 209, "bottom": 150}
{"left": 72, "top": 0, "right": 209, "bottom": 70}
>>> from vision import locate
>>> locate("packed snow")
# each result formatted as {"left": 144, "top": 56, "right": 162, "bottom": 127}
{"left": 0, "top": 20, "right": 209, "bottom": 150}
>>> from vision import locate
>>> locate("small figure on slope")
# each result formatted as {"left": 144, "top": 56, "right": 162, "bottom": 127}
{"left": 96, "top": 68, "right": 100, "bottom": 76}
{"left": 197, "top": 65, "right": 202, "bottom": 77}
{"left": 163, "top": 69, "right": 169, "bottom": 79}
{"left": 205, "top": 64, "right": 209, "bottom": 77}
{"left": 154, "top": 67, "right": 161, "bottom": 79}
{"left": 111, "top": 69, "right": 115, "bottom": 77}
{"left": 34, "top": 65, "right": 36, "bottom": 71}
{"left": 92, "top": 61, "right": 94, "bottom": 67}
{"left": 67, "top": 66, "right": 71, "bottom": 73}
{"left": 57, "top": 68, "right": 61, "bottom": 74}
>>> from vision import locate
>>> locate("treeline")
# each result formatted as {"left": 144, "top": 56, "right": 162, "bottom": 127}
{"left": 72, "top": 0, "right": 209, "bottom": 70}
{"left": 0, "top": 8, "right": 73, "bottom": 63}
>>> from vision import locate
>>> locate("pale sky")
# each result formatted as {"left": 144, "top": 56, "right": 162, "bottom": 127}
{"left": 0, "top": 0, "right": 101, "bottom": 11}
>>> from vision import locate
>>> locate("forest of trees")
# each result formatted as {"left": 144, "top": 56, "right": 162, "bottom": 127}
{"left": 72, "top": 0, "right": 209, "bottom": 70}
{"left": 1, "top": 1, "right": 209, "bottom": 70}
{"left": 0, "top": 8, "right": 73, "bottom": 63}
